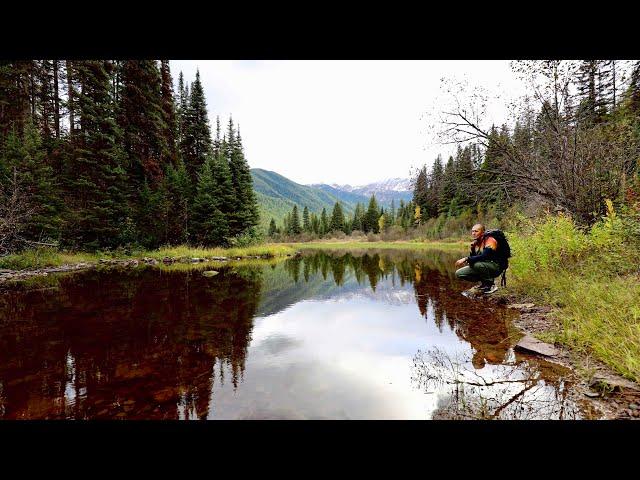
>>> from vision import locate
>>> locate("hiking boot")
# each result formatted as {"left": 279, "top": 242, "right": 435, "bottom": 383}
{"left": 478, "top": 281, "right": 498, "bottom": 295}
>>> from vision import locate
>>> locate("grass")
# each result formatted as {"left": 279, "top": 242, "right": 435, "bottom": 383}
{"left": 0, "top": 244, "right": 298, "bottom": 270}
{"left": 504, "top": 209, "right": 640, "bottom": 384}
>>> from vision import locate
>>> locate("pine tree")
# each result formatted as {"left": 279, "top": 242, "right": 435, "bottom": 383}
{"left": 302, "top": 206, "right": 310, "bottom": 232}
{"left": 365, "top": 194, "right": 380, "bottom": 233}
{"left": 181, "top": 70, "right": 212, "bottom": 182}
{"left": 320, "top": 207, "right": 329, "bottom": 235}
{"left": 290, "top": 205, "right": 301, "bottom": 235}
{"left": 64, "top": 60, "right": 129, "bottom": 249}
{"left": 330, "top": 201, "right": 345, "bottom": 232}
{"left": 227, "top": 125, "right": 259, "bottom": 236}
{"left": 413, "top": 166, "right": 428, "bottom": 220}
{"left": 0, "top": 121, "right": 62, "bottom": 245}
{"left": 165, "top": 159, "right": 192, "bottom": 244}
{"left": 160, "top": 60, "right": 178, "bottom": 165}
{"left": 192, "top": 154, "right": 228, "bottom": 246}
{"left": 118, "top": 60, "right": 167, "bottom": 186}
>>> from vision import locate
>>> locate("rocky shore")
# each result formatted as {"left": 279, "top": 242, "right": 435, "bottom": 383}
{"left": 0, "top": 251, "right": 303, "bottom": 286}
{"left": 494, "top": 295, "right": 640, "bottom": 420}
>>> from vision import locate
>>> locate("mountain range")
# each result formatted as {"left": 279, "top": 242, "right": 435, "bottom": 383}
{"left": 251, "top": 168, "right": 413, "bottom": 230}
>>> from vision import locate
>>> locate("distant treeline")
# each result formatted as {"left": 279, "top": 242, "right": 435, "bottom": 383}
{"left": 0, "top": 60, "right": 259, "bottom": 254}
{"left": 268, "top": 195, "right": 418, "bottom": 238}
{"left": 412, "top": 60, "right": 640, "bottom": 228}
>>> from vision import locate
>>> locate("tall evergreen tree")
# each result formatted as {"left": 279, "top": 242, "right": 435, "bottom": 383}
{"left": 64, "top": 60, "right": 129, "bottom": 249}
{"left": 160, "top": 60, "right": 178, "bottom": 165}
{"left": 226, "top": 121, "right": 259, "bottom": 236}
{"left": 118, "top": 60, "right": 167, "bottom": 185}
{"left": 181, "top": 70, "right": 211, "bottom": 182}
{"left": 330, "top": 201, "right": 345, "bottom": 232}
{"left": 320, "top": 207, "right": 329, "bottom": 235}
{"left": 365, "top": 194, "right": 380, "bottom": 233}
{"left": 302, "top": 206, "right": 310, "bottom": 232}
{"left": 192, "top": 154, "right": 228, "bottom": 246}
{"left": 290, "top": 204, "right": 301, "bottom": 235}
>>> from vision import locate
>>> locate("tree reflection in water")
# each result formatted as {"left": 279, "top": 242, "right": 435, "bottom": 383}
{"left": 411, "top": 347, "right": 580, "bottom": 420}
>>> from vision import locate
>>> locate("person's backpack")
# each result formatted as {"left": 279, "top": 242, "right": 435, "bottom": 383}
{"left": 484, "top": 229, "right": 511, "bottom": 287}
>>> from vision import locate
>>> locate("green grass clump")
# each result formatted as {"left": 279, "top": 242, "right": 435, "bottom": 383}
{"left": 505, "top": 205, "right": 640, "bottom": 383}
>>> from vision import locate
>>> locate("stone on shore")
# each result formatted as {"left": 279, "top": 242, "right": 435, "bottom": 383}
{"left": 514, "top": 334, "right": 560, "bottom": 357}
{"left": 202, "top": 270, "right": 219, "bottom": 277}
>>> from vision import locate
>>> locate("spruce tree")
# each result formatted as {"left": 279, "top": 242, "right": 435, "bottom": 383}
{"left": 160, "top": 60, "right": 178, "bottom": 165}
{"left": 302, "top": 206, "right": 310, "bottom": 232}
{"left": 320, "top": 207, "right": 329, "bottom": 235}
{"left": 192, "top": 154, "right": 228, "bottom": 246}
{"left": 181, "top": 70, "right": 212, "bottom": 182}
{"left": 290, "top": 205, "right": 301, "bottom": 235}
{"left": 330, "top": 201, "right": 345, "bottom": 232}
{"left": 118, "top": 60, "right": 167, "bottom": 185}
{"left": 365, "top": 194, "right": 380, "bottom": 233}
{"left": 165, "top": 159, "right": 192, "bottom": 244}
{"left": 0, "top": 121, "right": 62, "bottom": 245}
{"left": 64, "top": 60, "right": 129, "bottom": 249}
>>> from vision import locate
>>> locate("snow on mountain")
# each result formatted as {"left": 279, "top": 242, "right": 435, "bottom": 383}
{"left": 321, "top": 178, "right": 412, "bottom": 194}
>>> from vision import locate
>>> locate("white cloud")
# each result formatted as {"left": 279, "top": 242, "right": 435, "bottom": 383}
{"left": 170, "top": 60, "right": 528, "bottom": 185}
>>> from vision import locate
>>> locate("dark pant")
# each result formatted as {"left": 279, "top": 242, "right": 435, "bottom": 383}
{"left": 455, "top": 261, "right": 502, "bottom": 283}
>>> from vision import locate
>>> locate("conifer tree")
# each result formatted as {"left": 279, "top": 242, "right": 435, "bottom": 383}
{"left": 330, "top": 202, "right": 345, "bottom": 233}
{"left": 302, "top": 206, "right": 310, "bottom": 232}
{"left": 365, "top": 194, "right": 380, "bottom": 233}
{"left": 320, "top": 207, "right": 329, "bottom": 235}
{"left": 268, "top": 218, "right": 277, "bottom": 237}
{"left": 192, "top": 154, "right": 228, "bottom": 246}
{"left": 0, "top": 121, "right": 62, "bottom": 244}
{"left": 64, "top": 60, "right": 129, "bottom": 249}
{"left": 165, "top": 159, "right": 192, "bottom": 244}
{"left": 290, "top": 204, "right": 301, "bottom": 235}
{"left": 118, "top": 60, "right": 167, "bottom": 185}
{"left": 181, "top": 70, "right": 211, "bottom": 182}
{"left": 160, "top": 60, "right": 178, "bottom": 165}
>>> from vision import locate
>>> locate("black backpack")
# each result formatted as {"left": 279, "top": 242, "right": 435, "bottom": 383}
{"left": 483, "top": 229, "right": 511, "bottom": 286}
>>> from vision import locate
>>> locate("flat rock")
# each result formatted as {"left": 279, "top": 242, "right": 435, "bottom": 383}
{"left": 202, "top": 270, "right": 219, "bottom": 277}
{"left": 508, "top": 303, "right": 536, "bottom": 310}
{"left": 514, "top": 335, "right": 559, "bottom": 357}
{"left": 589, "top": 375, "right": 639, "bottom": 393}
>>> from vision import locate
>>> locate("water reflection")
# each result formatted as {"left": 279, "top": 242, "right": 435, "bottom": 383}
{"left": 412, "top": 347, "right": 580, "bottom": 420}
{"left": 0, "top": 250, "right": 586, "bottom": 419}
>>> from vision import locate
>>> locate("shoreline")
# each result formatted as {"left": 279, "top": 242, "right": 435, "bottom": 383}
{"left": 2, "top": 241, "right": 639, "bottom": 419}
{"left": 492, "top": 293, "right": 640, "bottom": 419}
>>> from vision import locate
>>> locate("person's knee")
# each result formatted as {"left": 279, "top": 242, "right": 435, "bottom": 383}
{"left": 456, "top": 267, "right": 471, "bottom": 280}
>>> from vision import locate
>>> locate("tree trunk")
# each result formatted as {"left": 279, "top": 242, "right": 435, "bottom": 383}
{"left": 53, "top": 60, "right": 60, "bottom": 138}
{"left": 66, "top": 60, "right": 74, "bottom": 136}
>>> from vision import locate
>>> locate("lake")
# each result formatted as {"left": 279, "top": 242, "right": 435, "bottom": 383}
{"left": 0, "top": 249, "right": 591, "bottom": 419}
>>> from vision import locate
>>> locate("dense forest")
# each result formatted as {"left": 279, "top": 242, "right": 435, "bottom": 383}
{"left": 0, "top": 60, "right": 259, "bottom": 254}
{"left": 413, "top": 60, "right": 640, "bottom": 229}
{"left": 268, "top": 195, "right": 416, "bottom": 238}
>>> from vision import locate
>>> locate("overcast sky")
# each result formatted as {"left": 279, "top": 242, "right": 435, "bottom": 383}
{"left": 170, "top": 60, "right": 529, "bottom": 186}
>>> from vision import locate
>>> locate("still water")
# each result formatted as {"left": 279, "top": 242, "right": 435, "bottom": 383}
{"left": 0, "top": 249, "right": 589, "bottom": 419}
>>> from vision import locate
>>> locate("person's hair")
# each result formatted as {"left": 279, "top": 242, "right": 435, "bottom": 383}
{"left": 472, "top": 223, "right": 485, "bottom": 232}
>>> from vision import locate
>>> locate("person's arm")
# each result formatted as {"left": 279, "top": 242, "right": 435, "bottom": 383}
{"left": 467, "top": 238, "right": 498, "bottom": 266}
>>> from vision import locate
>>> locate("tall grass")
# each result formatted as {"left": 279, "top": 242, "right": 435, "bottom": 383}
{"left": 505, "top": 203, "right": 640, "bottom": 383}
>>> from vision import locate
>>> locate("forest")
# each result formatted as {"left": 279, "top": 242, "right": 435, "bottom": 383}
{"left": 0, "top": 60, "right": 259, "bottom": 254}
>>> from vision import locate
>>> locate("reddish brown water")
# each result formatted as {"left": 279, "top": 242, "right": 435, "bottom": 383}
{"left": 0, "top": 250, "right": 590, "bottom": 419}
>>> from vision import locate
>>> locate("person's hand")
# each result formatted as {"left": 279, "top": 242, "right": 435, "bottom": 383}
{"left": 455, "top": 258, "right": 467, "bottom": 268}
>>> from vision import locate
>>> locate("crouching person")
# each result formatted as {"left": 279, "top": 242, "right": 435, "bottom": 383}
{"left": 455, "top": 223, "right": 508, "bottom": 295}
